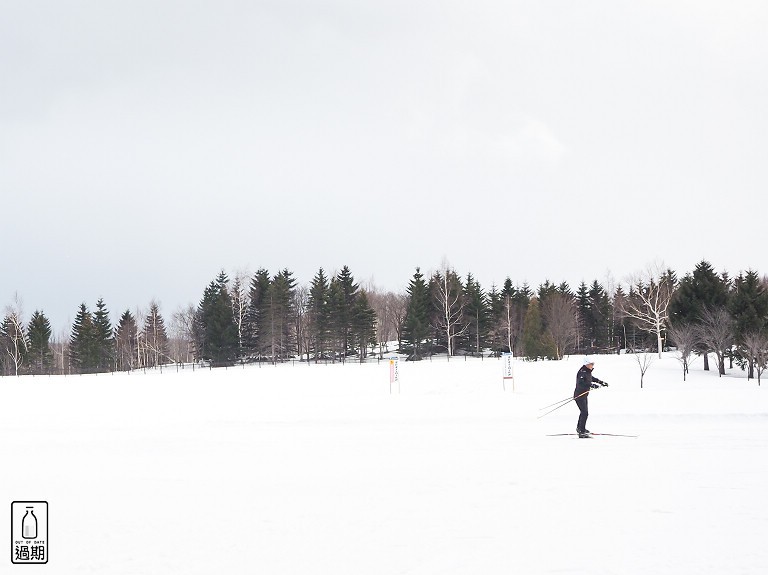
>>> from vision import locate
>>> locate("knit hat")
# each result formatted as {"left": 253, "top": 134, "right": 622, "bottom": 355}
{"left": 584, "top": 356, "right": 595, "bottom": 365}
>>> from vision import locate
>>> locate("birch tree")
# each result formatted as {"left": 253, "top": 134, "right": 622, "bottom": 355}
{"left": 620, "top": 266, "right": 675, "bottom": 358}
{"left": 1, "top": 297, "right": 27, "bottom": 376}
{"left": 230, "top": 271, "right": 250, "bottom": 360}
{"left": 431, "top": 267, "right": 468, "bottom": 358}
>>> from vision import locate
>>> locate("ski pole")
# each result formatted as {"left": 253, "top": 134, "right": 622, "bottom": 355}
{"left": 539, "top": 394, "right": 580, "bottom": 410}
{"left": 537, "top": 389, "right": 590, "bottom": 420}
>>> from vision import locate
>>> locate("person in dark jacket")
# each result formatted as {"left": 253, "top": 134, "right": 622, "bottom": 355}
{"left": 574, "top": 356, "right": 608, "bottom": 437}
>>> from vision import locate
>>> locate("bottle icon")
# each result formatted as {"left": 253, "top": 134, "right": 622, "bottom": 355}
{"left": 22, "top": 507, "right": 37, "bottom": 539}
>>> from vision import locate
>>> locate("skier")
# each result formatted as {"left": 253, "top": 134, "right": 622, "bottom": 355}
{"left": 575, "top": 356, "right": 608, "bottom": 437}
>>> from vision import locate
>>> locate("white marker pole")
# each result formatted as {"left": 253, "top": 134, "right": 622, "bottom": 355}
{"left": 389, "top": 356, "right": 400, "bottom": 394}
{"left": 502, "top": 352, "right": 514, "bottom": 392}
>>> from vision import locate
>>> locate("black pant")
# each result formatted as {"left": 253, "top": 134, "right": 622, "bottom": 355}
{"left": 574, "top": 393, "right": 588, "bottom": 432}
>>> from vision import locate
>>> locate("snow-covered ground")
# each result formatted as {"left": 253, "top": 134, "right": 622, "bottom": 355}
{"left": 2, "top": 353, "right": 767, "bottom": 574}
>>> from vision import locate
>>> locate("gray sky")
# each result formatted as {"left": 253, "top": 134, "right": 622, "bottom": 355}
{"left": 2, "top": 0, "right": 767, "bottom": 331}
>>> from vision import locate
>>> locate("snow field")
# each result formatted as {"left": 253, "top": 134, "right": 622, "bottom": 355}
{"left": 1, "top": 353, "right": 766, "bottom": 574}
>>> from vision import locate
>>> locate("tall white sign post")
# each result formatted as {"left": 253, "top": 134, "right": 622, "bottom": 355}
{"left": 502, "top": 352, "right": 514, "bottom": 391}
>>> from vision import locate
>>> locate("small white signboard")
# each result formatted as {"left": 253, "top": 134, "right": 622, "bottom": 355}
{"left": 502, "top": 352, "right": 514, "bottom": 391}
{"left": 389, "top": 357, "right": 400, "bottom": 394}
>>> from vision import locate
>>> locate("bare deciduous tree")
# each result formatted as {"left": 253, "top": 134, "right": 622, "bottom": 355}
{"left": 633, "top": 350, "right": 655, "bottom": 388}
{"left": 170, "top": 304, "right": 196, "bottom": 364}
{"left": 367, "top": 287, "right": 407, "bottom": 357}
{"left": 697, "top": 306, "right": 734, "bottom": 377}
{"left": 2, "top": 295, "right": 27, "bottom": 376}
{"left": 541, "top": 292, "right": 578, "bottom": 360}
{"left": 740, "top": 331, "right": 768, "bottom": 384}
{"left": 667, "top": 321, "right": 698, "bottom": 381}
{"left": 620, "top": 265, "right": 675, "bottom": 358}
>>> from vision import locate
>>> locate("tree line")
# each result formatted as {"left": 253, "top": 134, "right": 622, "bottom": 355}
{"left": 2, "top": 260, "right": 768, "bottom": 380}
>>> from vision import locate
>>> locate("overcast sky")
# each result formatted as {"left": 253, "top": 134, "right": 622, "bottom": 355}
{"left": 2, "top": 0, "right": 767, "bottom": 331}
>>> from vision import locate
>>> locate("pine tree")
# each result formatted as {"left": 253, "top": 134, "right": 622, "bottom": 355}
{"left": 194, "top": 271, "right": 238, "bottom": 366}
{"left": 462, "top": 273, "right": 488, "bottom": 355}
{"left": 401, "top": 268, "right": 431, "bottom": 359}
{"left": 327, "top": 277, "right": 346, "bottom": 360}
{"left": 486, "top": 284, "right": 505, "bottom": 355}
{"left": 115, "top": 310, "right": 138, "bottom": 371}
{"left": 350, "top": 290, "right": 377, "bottom": 360}
{"left": 264, "top": 269, "right": 297, "bottom": 361}
{"left": 307, "top": 268, "right": 331, "bottom": 361}
{"left": 588, "top": 280, "right": 611, "bottom": 351}
{"left": 670, "top": 261, "right": 728, "bottom": 321}
{"left": 333, "top": 266, "right": 359, "bottom": 359}
{"left": 729, "top": 270, "right": 768, "bottom": 378}
{"left": 497, "top": 279, "right": 530, "bottom": 356}
{"left": 244, "top": 268, "right": 271, "bottom": 359}
{"left": 143, "top": 301, "right": 169, "bottom": 367}
{"left": 611, "top": 285, "right": 630, "bottom": 352}
{"left": 26, "top": 310, "right": 53, "bottom": 375}
{"left": 729, "top": 271, "right": 768, "bottom": 337}
{"left": 670, "top": 260, "right": 729, "bottom": 370}
{"left": 522, "top": 298, "right": 556, "bottom": 360}
{"left": 576, "top": 281, "right": 591, "bottom": 352}
{"left": 70, "top": 303, "right": 96, "bottom": 373}
{"left": 92, "top": 298, "right": 114, "bottom": 372}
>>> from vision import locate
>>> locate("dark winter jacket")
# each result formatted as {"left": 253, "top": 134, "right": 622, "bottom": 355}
{"left": 574, "top": 364, "right": 604, "bottom": 395}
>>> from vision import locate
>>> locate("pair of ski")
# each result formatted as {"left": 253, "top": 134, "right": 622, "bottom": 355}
{"left": 546, "top": 432, "right": 638, "bottom": 438}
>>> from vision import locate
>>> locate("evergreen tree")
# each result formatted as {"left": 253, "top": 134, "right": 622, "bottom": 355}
{"left": 486, "top": 284, "right": 505, "bottom": 355}
{"left": 334, "top": 265, "right": 359, "bottom": 359}
{"left": 522, "top": 298, "right": 554, "bottom": 360}
{"left": 350, "top": 290, "right": 377, "bottom": 360}
{"left": 576, "top": 281, "right": 591, "bottom": 352}
{"left": 115, "top": 310, "right": 138, "bottom": 371}
{"left": 69, "top": 303, "right": 96, "bottom": 373}
{"left": 462, "top": 273, "right": 489, "bottom": 355}
{"left": 143, "top": 301, "right": 169, "bottom": 367}
{"left": 194, "top": 271, "right": 238, "bottom": 366}
{"left": 588, "top": 280, "right": 611, "bottom": 351}
{"left": 92, "top": 298, "right": 114, "bottom": 372}
{"left": 729, "top": 270, "right": 768, "bottom": 338}
{"left": 729, "top": 270, "right": 768, "bottom": 377}
{"left": 26, "top": 310, "right": 53, "bottom": 375}
{"left": 244, "top": 268, "right": 271, "bottom": 359}
{"left": 497, "top": 279, "right": 531, "bottom": 355}
{"left": 327, "top": 277, "right": 346, "bottom": 360}
{"left": 670, "top": 261, "right": 728, "bottom": 321}
{"left": 670, "top": 260, "right": 728, "bottom": 370}
{"left": 264, "top": 269, "right": 297, "bottom": 361}
{"left": 611, "top": 285, "right": 630, "bottom": 352}
{"left": 401, "top": 268, "right": 431, "bottom": 359}
{"left": 307, "top": 268, "right": 331, "bottom": 361}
